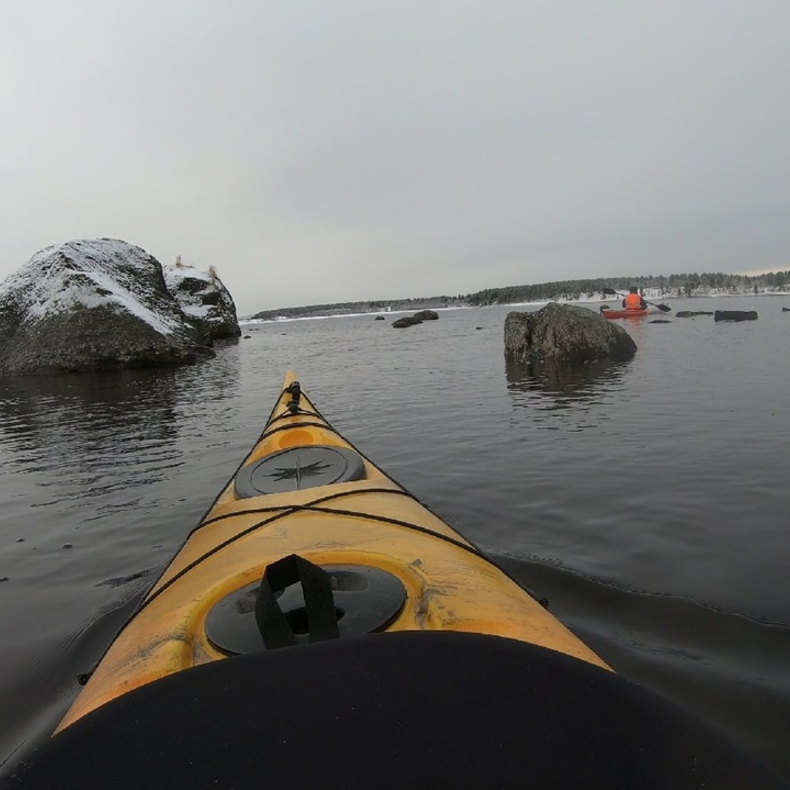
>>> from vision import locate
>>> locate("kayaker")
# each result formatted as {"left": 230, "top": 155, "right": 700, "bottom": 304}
{"left": 623, "top": 287, "right": 647, "bottom": 311}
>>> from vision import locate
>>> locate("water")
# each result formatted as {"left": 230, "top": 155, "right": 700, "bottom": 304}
{"left": 1, "top": 296, "right": 789, "bottom": 778}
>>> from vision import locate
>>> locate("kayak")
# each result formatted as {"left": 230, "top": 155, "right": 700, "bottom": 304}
{"left": 56, "top": 370, "right": 608, "bottom": 731}
{"left": 3, "top": 372, "right": 786, "bottom": 789}
{"left": 601, "top": 307, "right": 664, "bottom": 319}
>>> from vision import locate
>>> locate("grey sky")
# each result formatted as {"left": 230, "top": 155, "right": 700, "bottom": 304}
{"left": 2, "top": 1, "right": 789, "bottom": 314}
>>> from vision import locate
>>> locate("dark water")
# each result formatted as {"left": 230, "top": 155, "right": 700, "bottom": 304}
{"left": 1, "top": 296, "right": 789, "bottom": 778}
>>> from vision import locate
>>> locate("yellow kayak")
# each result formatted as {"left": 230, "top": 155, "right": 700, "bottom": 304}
{"left": 58, "top": 370, "right": 607, "bottom": 730}
{"left": 4, "top": 372, "right": 785, "bottom": 789}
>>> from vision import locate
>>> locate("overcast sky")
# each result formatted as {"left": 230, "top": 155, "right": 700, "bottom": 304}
{"left": 2, "top": 1, "right": 789, "bottom": 314}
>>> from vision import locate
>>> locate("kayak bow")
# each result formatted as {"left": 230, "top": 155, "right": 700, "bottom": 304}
{"left": 57, "top": 371, "right": 607, "bottom": 731}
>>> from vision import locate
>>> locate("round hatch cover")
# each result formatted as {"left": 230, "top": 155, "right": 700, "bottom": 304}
{"left": 234, "top": 445, "right": 366, "bottom": 497}
{"left": 206, "top": 565, "right": 406, "bottom": 655}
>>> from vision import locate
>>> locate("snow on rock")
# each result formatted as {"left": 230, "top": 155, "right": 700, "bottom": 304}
{"left": 163, "top": 262, "right": 240, "bottom": 340}
{"left": 0, "top": 239, "right": 215, "bottom": 375}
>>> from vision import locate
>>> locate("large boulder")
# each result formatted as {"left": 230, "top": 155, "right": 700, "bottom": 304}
{"left": 504, "top": 303, "right": 637, "bottom": 365}
{"left": 164, "top": 261, "right": 240, "bottom": 340}
{"left": 0, "top": 239, "right": 215, "bottom": 375}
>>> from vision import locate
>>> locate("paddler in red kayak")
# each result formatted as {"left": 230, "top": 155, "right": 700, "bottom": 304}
{"left": 623, "top": 286, "right": 647, "bottom": 311}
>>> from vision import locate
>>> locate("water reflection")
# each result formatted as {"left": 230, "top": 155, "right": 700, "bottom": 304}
{"left": 505, "top": 357, "right": 630, "bottom": 408}
{"left": 504, "top": 357, "right": 632, "bottom": 432}
{"left": 0, "top": 347, "right": 242, "bottom": 516}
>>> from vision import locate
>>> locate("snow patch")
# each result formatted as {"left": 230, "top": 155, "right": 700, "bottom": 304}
{"left": 163, "top": 264, "right": 212, "bottom": 285}
{"left": 180, "top": 303, "right": 212, "bottom": 319}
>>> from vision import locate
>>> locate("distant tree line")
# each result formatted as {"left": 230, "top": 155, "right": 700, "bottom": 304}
{"left": 250, "top": 271, "right": 790, "bottom": 319}
{"left": 464, "top": 271, "right": 790, "bottom": 305}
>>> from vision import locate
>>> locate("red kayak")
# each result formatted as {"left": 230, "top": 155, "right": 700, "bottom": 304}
{"left": 601, "top": 307, "right": 664, "bottom": 319}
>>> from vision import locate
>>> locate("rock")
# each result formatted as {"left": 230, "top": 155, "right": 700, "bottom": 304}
{"left": 374, "top": 316, "right": 386, "bottom": 320}
{"left": 163, "top": 263, "right": 240, "bottom": 341}
{"left": 392, "top": 309, "right": 439, "bottom": 328}
{"left": 0, "top": 239, "right": 215, "bottom": 375}
{"left": 676, "top": 311, "right": 714, "bottom": 318}
{"left": 714, "top": 310, "right": 758, "bottom": 322}
{"left": 504, "top": 303, "right": 637, "bottom": 365}
{"left": 392, "top": 316, "right": 423, "bottom": 328}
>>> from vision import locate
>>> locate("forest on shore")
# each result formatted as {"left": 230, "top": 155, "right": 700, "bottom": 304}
{"left": 249, "top": 270, "right": 790, "bottom": 320}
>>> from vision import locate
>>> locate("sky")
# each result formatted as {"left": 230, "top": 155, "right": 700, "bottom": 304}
{"left": 2, "top": 1, "right": 789, "bottom": 315}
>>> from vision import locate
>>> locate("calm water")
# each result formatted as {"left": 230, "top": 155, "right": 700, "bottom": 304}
{"left": 1, "top": 296, "right": 789, "bottom": 778}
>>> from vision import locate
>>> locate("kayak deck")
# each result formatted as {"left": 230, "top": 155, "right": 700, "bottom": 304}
{"left": 57, "top": 371, "right": 608, "bottom": 730}
{"left": 14, "top": 631, "right": 788, "bottom": 790}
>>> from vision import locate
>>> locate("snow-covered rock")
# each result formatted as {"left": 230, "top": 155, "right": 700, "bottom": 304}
{"left": 0, "top": 239, "right": 215, "bottom": 375}
{"left": 163, "top": 262, "right": 240, "bottom": 340}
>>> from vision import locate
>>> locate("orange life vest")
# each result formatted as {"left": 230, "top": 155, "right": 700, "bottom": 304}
{"left": 624, "top": 292, "right": 644, "bottom": 310}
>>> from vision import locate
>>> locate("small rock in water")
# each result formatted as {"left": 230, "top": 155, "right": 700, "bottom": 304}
{"left": 392, "top": 316, "right": 423, "bottom": 328}
{"left": 714, "top": 310, "right": 758, "bottom": 322}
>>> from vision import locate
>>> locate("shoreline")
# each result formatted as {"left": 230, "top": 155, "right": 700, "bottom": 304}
{"left": 240, "top": 290, "right": 790, "bottom": 325}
